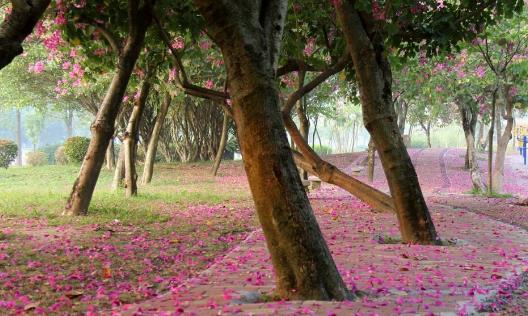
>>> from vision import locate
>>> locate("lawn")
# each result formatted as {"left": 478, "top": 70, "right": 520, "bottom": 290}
{"left": 0, "top": 161, "right": 257, "bottom": 314}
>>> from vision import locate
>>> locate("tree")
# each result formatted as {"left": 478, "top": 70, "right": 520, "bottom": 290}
{"left": 195, "top": 0, "right": 352, "bottom": 301}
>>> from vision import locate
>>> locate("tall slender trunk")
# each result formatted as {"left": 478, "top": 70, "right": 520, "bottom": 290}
{"left": 367, "top": 138, "right": 375, "bottom": 182}
{"left": 196, "top": 0, "right": 352, "bottom": 300}
{"left": 112, "top": 144, "right": 125, "bottom": 191}
{"left": 64, "top": 1, "right": 154, "bottom": 215}
{"left": 64, "top": 108, "right": 74, "bottom": 138}
{"left": 124, "top": 69, "right": 153, "bottom": 197}
{"left": 142, "top": 92, "right": 171, "bottom": 184}
{"left": 211, "top": 110, "right": 229, "bottom": 176}
{"left": 16, "top": 109, "right": 22, "bottom": 166}
{"left": 105, "top": 138, "right": 115, "bottom": 170}
{"left": 493, "top": 84, "right": 514, "bottom": 193}
{"left": 476, "top": 120, "right": 484, "bottom": 150}
{"left": 457, "top": 95, "right": 486, "bottom": 192}
{"left": 336, "top": 1, "right": 438, "bottom": 244}
{"left": 488, "top": 88, "right": 498, "bottom": 195}
{"left": 296, "top": 70, "right": 309, "bottom": 180}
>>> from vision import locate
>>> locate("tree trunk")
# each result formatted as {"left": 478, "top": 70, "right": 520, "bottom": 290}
{"left": 123, "top": 68, "right": 153, "bottom": 197}
{"left": 456, "top": 95, "right": 486, "bottom": 192}
{"left": 196, "top": 0, "right": 352, "bottom": 300}
{"left": 64, "top": 108, "right": 74, "bottom": 138}
{"left": 112, "top": 144, "right": 125, "bottom": 191}
{"left": 105, "top": 138, "right": 115, "bottom": 170}
{"left": 488, "top": 88, "right": 497, "bottom": 195}
{"left": 336, "top": 1, "right": 439, "bottom": 244}
{"left": 211, "top": 109, "right": 229, "bottom": 176}
{"left": 493, "top": 84, "right": 514, "bottom": 193}
{"left": 367, "top": 138, "right": 375, "bottom": 182}
{"left": 64, "top": 1, "right": 154, "bottom": 215}
{"left": 296, "top": 70, "right": 309, "bottom": 180}
{"left": 142, "top": 92, "right": 171, "bottom": 184}
{"left": 476, "top": 120, "right": 484, "bottom": 151}
{"left": 16, "top": 108, "right": 22, "bottom": 166}
{"left": 0, "top": 0, "right": 51, "bottom": 70}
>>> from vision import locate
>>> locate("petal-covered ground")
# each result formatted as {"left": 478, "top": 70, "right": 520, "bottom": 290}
{"left": 119, "top": 148, "right": 528, "bottom": 316}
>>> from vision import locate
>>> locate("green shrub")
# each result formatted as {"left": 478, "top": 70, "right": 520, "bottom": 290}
{"left": 314, "top": 144, "right": 332, "bottom": 155}
{"left": 26, "top": 151, "right": 48, "bottom": 166}
{"left": 54, "top": 146, "right": 68, "bottom": 165}
{"left": 63, "top": 137, "right": 90, "bottom": 163}
{"left": 0, "top": 139, "right": 18, "bottom": 169}
{"left": 39, "top": 144, "right": 60, "bottom": 164}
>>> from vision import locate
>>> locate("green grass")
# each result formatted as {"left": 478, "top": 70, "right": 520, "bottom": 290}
{"left": 0, "top": 162, "right": 249, "bottom": 226}
{"left": 468, "top": 187, "right": 514, "bottom": 198}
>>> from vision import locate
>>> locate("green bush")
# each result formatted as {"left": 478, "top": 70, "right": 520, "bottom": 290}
{"left": 39, "top": 144, "right": 61, "bottom": 164}
{"left": 63, "top": 137, "right": 90, "bottom": 163}
{"left": 314, "top": 144, "right": 332, "bottom": 155}
{"left": 0, "top": 139, "right": 18, "bottom": 169}
{"left": 54, "top": 146, "right": 68, "bottom": 165}
{"left": 26, "top": 151, "right": 48, "bottom": 166}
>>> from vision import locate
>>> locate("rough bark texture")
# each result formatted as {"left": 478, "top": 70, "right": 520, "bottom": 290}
{"left": 64, "top": 0, "right": 154, "bottom": 215}
{"left": 0, "top": 0, "right": 50, "bottom": 70}
{"left": 336, "top": 0, "right": 439, "bottom": 244}
{"left": 296, "top": 70, "right": 309, "bottom": 180}
{"left": 211, "top": 109, "right": 229, "bottom": 176}
{"left": 15, "top": 108, "right": 22, "bottom": 166}
{"left": 196, "top": 0, "right": 352, "bottom": 300}
{"left": 456, "top": 95, "right": 486, "bottom": 192}
{"left": 124, "top": 68, "right": 153, "bottom": 197}
{"left": 493, "top": 84, "right": 514, "bottom": 193}
{"left": 105, "top": 138, "right": 115, "bottom": 170}
{"left": 142, "top": 92, "right": 171, "bottom": 184}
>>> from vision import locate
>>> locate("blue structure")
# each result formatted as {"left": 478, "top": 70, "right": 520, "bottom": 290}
{"left": 519, "top": 135, "right": 527, "bottom": 165}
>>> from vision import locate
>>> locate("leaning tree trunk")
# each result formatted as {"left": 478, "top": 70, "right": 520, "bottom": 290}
{"left": 457, "top": 95, "right": 486, "bottom": 192}
{"left": 493, "top": 84, "right": 514, "bottom": 193}
{"left": 196, "top": 0, "right": 352, "bottom": 300}
{"left": 336, "top": 0, "right": 438, "bottom": 244}
{"left": 64, "top": 2, "right": 154, "bottom": 215}
{"left": 142, "top": 92, "right": 171, "bottom": 184}
{"left": 123, "top": 69, "right": 153, "bottom": 197}
{"left": 0, "top": 0, "right": 51, "bottom": 70}
{"left": 211, "top": 109, "right": 229, "bottom": 176}
{"left": 367, "top": 138, "right": 375, "bottom": 182}
{"left": 15, "top": 108, "right": 22, "bottom": 166}
{"left": 296, "top": 70, "right": 309, "bottom": 180}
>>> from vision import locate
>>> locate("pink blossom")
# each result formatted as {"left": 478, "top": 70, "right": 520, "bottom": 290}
{"left": 171, "top": 37, "right": 185, "bottom": 50}
{"left": 29, "top": 61, "right": 45, "bottom": 74}
{"left": 475, "top": 66, "right": 486, "bottom": 78}
{"left": 205, "top": 79, "right": 214, "bottom": 89}
{"left": 304, "top": 37, "right": 316, "bottom": 57}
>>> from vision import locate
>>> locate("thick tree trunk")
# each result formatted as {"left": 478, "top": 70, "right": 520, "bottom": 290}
{"left": 0, "top": 0, "right": 51, "bottom": 70}
{"left": 367, "top": 138, "right": 375, "bottom": 182}
{"left": 196, "top": 0, "right": 352, "bottom": 300}
{"left": 16, "top": 108, "right": 22, "bottom": 166}
{"left": 493, "top": 85, "right": 514, "bottom": 193}
{"left": 123, "top": 69, "right": 153, "bottom": 197}
{"left": 336, "top": 1, "right": 438, "bottom": 244}
{"left": 142, "top": 92, "right": 171, "bottom": 184}
{"left": 211, "top": 110, "right": 229, "bottom": 176}
{"left": 64, "top": 1, "right": 154, "bottom": 215}
{"left": 456, "top": 95, "right": 486, "bottom": 192}
{"left": 112, "top": 144, "right": 125, "bottom": 191}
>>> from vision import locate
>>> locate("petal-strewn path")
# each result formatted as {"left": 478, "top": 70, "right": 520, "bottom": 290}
{"left": 118, "top": 148, "right": 528, "bottom": 316}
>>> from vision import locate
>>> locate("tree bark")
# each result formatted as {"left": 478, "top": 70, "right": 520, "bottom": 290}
{"left": 336, "top": 1, "right": 439, "bottom": 244}
{"left": 142, "top": 92, "right": 171, "bottom": 184}
{"left": 196, "top": 0, "right": 352, "bottom": 300}
{"left": 123, "top": 67, "right": 154, "bottom": 197}
{"left": 112, "top": 143, "right": 125, "bottom": 191}
{"left": 64, "top": 0, "right": 154, "bottom": 215}
{"left": 15, "top": 108, "right": 22, "bottom": 166}
{"left": 105, "top": 138, "right": 115, "bottom": 170}
{"left": 211, "top": 109, "right": 229, "bottom": 176}
{"left": 488, "top": 88, "right": 497, "bottom": 195}
{"left": 296, "top": 70, "right": 309, "bottom": 180}
{"left": 493, "top": 84, "right": 514, "bottom": 193}
{"left": 367, "top": 138, "right": 375, "bottom": 182}
{"left": 0, "top": 0, "right": 50, "bottom": 70}
{"left": 456, "top": 95, "right": 486, "bottom": 192}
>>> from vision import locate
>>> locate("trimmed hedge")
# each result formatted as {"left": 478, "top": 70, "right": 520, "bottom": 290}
{"left": 0, "top": 139, "right": 17, "bottom": 169}
{"left": 63, "top": 137, "right": 90, "bottom": 163}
